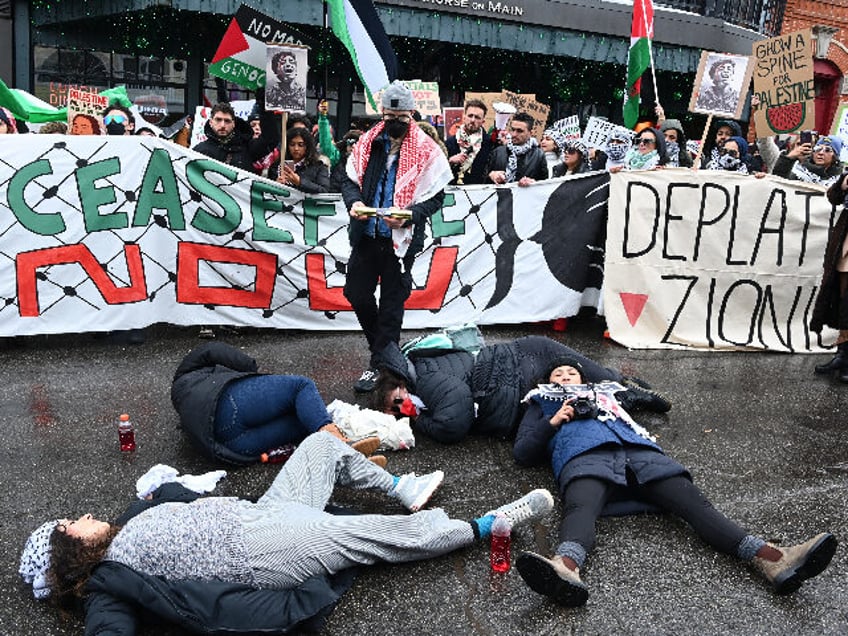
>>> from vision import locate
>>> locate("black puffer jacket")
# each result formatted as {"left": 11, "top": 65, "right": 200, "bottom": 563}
{"left": 192, "top": 112, "right": 277, "bottom": 174}
{"left": 170, "top": 342, "right": 262, "bottom": 465}
{"left": 83, "top": 483, "right": 353, "bottom": 635}
{"left": 383, "top": 336, "right": 624, "bottom": 444}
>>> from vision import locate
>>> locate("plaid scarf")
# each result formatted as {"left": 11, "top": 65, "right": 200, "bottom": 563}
{"left": 505, "top": 135, "right": 539, "bottom": 182}
{"left": 348, "top": 121, "right": 452, "bottom": 209}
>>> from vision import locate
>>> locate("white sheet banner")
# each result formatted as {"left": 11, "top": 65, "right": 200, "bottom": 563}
{"left": 604, "top": 169, "right": 838, "bottom": 352}
{"left": 0, "top": 136, "right": 607, "bottom": 336}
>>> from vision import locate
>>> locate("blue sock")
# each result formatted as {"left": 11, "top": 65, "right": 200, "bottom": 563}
{"left": 472, "top": 514, "right": 495, "bottom": 539}
{"left": 391, "top": 475, "right": 400, "bottom": 489}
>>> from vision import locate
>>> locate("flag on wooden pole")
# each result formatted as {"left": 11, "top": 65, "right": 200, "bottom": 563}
{"left": 326, "top": 0, "right": 399, "bottom": 110}
{"left": 623, "top": 0, "right": 654, "bottom": 128}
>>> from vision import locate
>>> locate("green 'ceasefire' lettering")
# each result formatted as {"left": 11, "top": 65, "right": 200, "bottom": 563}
{"left": 76, "top": 157, "right": 127, "bottom": 232}
{"left": 185, "top": 159, "right": 242, "bottom": 234}
{"left": 431, "top": 192, "right": 464, "bottom": 238}
{"left": 301, "top": 198, "right": 336, "bottom": 246}
{"left": 134, "top": 148, "right": 185, "bottom": 230}
{"left": 250, "top": 179, "right": 294, "bottom": 243}
{"left": 7, "top": 159, "right": 65, "bottom": 235}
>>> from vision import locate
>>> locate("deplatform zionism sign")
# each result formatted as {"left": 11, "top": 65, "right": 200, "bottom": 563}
{"left": 0, "top": 136, "right": 838, "bottom": 352}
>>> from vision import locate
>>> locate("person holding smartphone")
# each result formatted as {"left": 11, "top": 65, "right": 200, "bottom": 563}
{"left": 273, "top": 127, "right": 330, "bottom": 194}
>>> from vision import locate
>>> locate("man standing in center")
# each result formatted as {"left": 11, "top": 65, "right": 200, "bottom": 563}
{"left": 445, "top": 99, "right": 493, "bottom": 185}
{"left": 486, "top": 111, "right": 548, "bottom": 185}
{"left": 341, "top": 81, "right": 452, "bottom": 393}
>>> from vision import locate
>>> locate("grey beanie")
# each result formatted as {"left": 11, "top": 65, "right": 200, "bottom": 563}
{"left": 381, "top": 80, "right": 415, "bottom": 111}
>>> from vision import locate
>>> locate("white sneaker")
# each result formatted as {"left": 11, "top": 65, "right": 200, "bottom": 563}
{"left": 391, "top": 470, "right": 444, "bottom": 512}
{"left": 485, "top": 489, "right": 554, "bottom": 527}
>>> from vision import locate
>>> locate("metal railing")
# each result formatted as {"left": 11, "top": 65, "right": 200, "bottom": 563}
{"left": 656, "top": 0, "right": 786, "bottom": 37}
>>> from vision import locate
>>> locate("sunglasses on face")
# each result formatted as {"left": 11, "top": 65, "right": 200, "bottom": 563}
{"left": 722, "top": 148, "right": 739, "bottom": 158}
{"left": 636, "top": 138, "right": 656, "bottom": 146}
{"left": 565, "top": 148, "right": 580, "bottom": 154}
{"left": 104, "top": 114, "right": 127, "bottom": 125}
{"left": 813, "top": 145, "right": 834, "bottom": 153}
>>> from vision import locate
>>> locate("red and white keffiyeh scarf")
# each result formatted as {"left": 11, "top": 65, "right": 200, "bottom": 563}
{"left": 347, "top": 121, "right": 452, "bottom": 209}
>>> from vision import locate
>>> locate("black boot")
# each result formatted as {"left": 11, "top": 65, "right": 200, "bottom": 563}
{"left": 814, "top": 342, "right": 848, "bottom": 375}
{"left": 839, "top": 366, "right": 848, "bottom": 384}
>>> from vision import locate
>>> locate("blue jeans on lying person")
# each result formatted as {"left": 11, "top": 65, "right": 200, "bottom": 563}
{"left": 214, "top": 375, "right": 332, "bottom": 456}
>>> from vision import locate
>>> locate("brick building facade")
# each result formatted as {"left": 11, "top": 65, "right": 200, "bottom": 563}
{"left": 782, "top": 0, "right": 848, "bottom": 132}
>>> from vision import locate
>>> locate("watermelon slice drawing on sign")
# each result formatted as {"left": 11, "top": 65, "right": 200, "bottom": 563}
{"left": 766, "top": 102, "right": 806, "bottom": 134}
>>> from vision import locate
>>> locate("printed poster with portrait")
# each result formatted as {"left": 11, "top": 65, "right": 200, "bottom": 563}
{"left": 443, "top": 107, "right": 464, "bottom": 138}
{"left": 688, "top": 51, "right": 754, "bottom": 120}
{"left": 67, "top": 88, "right": 108, "bottom": 135}
{"left": 265, "top": 44, "right": 309, "bottom": 112}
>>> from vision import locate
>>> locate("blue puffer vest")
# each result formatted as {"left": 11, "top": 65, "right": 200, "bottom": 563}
{"left": 548, "top": 414, "right": 662, "bottom": 479}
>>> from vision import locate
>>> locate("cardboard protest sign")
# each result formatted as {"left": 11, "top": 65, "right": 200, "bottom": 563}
{"left": 752, "top": 29, "right": 815, "bottom": 134}
{"left": 67, "top": 89, "right": 107, "bottom": 135}
{"left": 210, "top": 4, "right": 316, "bottom": 91}
{"left": 464, "top": 91, "right": 550, "bottom": 139}
{"left": 366, "top": 80, "right": 441, "bottom": 119}
{"left": 265, "top": 44, "right": 309, "bottom": 112}
{"left": 829, "top": 102, "right": 848, "bottom": 164}
{"left": 583, "top": 116, "right": 632, "bottom": 149}
{"left": 689, "top": 51, "right": 754, "bottom": 120}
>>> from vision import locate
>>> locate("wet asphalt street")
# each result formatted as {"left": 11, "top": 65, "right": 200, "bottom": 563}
{"left": 2, "top": 315, "right": 847, "bottom": 635}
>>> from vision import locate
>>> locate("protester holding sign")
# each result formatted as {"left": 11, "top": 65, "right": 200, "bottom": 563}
{"left": 810, "top": 176, "right": 848, "bottom": 383}
{"left": 513, "top": 358, "right": 837, "bottom": 607}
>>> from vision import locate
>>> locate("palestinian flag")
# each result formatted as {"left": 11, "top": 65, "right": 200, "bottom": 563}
{"left": 327, "top": 0, "right": 399, "bottom": 110}
{"left": 623, "top": 0, "right": 654, "bottom": 129}
{"left": 0, "top": 80, "right": 133, "bottom": 123}
{"left": 210, "top": 5, "right": 313, "bottom": 91}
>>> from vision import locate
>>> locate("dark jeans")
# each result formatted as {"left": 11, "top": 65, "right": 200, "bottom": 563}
{"left": 214, "top": 375, "right": 332, "bottom": 456}
{"left": 343, "top": 236, "right": 415, "bottom": 366}
{"left": 559, "top": 473, "right": 748, "bottom": 556}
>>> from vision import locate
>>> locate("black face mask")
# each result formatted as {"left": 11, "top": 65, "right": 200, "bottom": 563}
{"left": 384, "top": 120, "right": 408, "bottom": 139}
{"left": 106, "top": 121, "right": 126, "bottom": 136}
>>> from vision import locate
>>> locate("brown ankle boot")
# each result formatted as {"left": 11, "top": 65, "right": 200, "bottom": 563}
{"left": 752, "top": 533, "right": 837, "bottom": 595}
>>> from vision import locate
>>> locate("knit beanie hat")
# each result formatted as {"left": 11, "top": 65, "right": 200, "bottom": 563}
{"left": 728, "top": 135, "right": 749, "bottom": 158}
{"left": 381, "top": 81, "right": 415, "bottom": 111}
{"left": 815, "top": 135, "right": 843, "bottom": 157}
{"left": 543, "top": 357, "right": 585, "bottom": 384}
{"left": 19, "top": 520, "right": 60, "bottom": 599}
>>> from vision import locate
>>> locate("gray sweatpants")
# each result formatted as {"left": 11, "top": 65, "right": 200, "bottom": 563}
{"left": 239, "top": 431, "right": 475, "bottom": 589}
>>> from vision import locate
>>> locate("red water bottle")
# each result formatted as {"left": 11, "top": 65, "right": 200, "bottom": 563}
{"left": 490, "top": 513, "right": 512, "bottom": 573}
{"left": 260, "top": 443, "right": 297, "bottom": 464}
{"left": 117, "top": 413, "right": 136, "bottom": 452}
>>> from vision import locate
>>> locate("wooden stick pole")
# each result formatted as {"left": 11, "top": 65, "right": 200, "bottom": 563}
{"left": 693, "top": 112, "right": 713, "bottom": 170}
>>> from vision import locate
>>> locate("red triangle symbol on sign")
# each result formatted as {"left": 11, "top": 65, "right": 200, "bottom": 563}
{"left": 619, "top": 292, "right": 648, "bottom": 326}
{"left": 211, "top": 18, "right": 250, "bottom": 64}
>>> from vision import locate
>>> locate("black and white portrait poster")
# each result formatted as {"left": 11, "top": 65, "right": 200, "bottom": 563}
{"left": 265, "top": 44, "right": 309, "bottom": 112}
{"left": 689, "top": 51, "right": 753, "bottom": 120}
